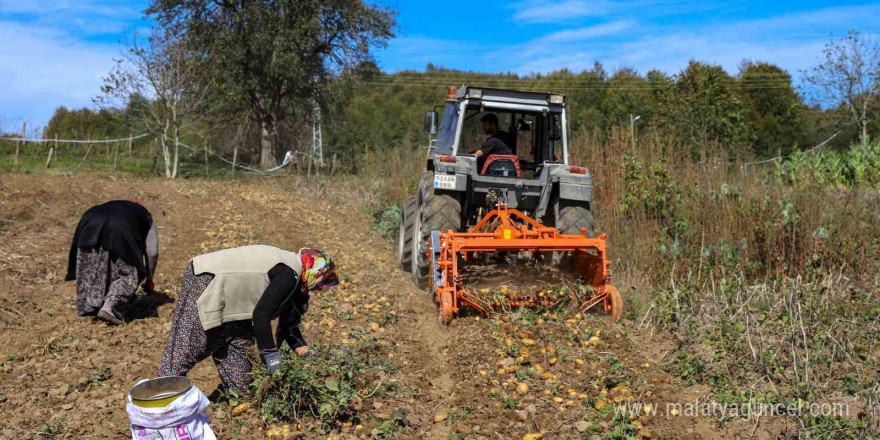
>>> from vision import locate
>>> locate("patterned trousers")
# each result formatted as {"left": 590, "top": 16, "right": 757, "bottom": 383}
{"left": 75, "top": 248, "right": 139, "bottom": 317}
{"left": 157, "top": 263, "right": 256, "bottom": 395}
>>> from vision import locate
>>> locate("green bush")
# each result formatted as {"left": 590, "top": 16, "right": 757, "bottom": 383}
{"left": 774, "top": 140, "right": 880, "bottom": 187}
{"left": 372, "top": 204, "right": 401, "bottom": 242}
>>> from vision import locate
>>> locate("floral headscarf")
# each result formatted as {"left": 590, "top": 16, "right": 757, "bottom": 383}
{"left": 299, "top": 248, "right": 339, "bottom": 291}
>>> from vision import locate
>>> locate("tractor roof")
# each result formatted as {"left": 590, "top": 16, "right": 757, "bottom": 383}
{"left": 454, "top": 86, "right": 566, "bottom": 110}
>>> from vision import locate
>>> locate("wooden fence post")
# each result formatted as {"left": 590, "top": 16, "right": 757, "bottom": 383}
{"left": 128, "top": 134, "right": 132, "bottom": 158}
{"left": 114, "top": 141, "right": 120, "bottom": 171}
{"left": 232, "top": 148, "right": 237, "bottom": 176}
{"left": 14, "top": 122, "right": 25, "bottom": 166}
{"left": 45, "top": 133, "right": 57, "bottom": 168}
{"left": 80, "top": 139, "right": 92, "bottom": 166}
{"left": 204, "top": 147, "right": 209, "bottom": 176}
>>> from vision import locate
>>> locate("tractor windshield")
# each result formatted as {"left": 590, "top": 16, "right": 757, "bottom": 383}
{"left": 434, "top": 102, "right": 459, "bottom": 155}
{"left": 459, "top": 105, "right": 563, "bottom": 177}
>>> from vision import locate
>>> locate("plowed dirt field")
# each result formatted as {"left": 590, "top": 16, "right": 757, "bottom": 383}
{"left": 0, "top": 173, "right": 791, "bottom": 439}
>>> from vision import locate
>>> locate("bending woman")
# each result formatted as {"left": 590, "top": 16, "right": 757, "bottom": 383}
{"left": 65, "top": 199, "right": 158, "bottom": 325}
{"left": 157, "top": 245, "right": 338, "bottom": 395}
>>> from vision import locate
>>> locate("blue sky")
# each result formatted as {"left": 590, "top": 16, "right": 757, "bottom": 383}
{"left": 1, "top": 0, "right": 878, "bottom": 130}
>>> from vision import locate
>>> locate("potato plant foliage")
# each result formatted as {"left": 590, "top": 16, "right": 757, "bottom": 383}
{"left": 253, "top": 337, "right": 396, "bottom": 428}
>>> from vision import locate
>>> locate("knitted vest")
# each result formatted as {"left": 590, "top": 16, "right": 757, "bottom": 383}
{"left": 192, "top": 245, "right": 302, "bottom": 330}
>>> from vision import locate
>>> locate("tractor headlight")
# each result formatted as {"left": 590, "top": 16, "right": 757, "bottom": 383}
{"left": 549, "top": 95, "right": 564, "bottom": 104}
{"left": 467, "top": 89, "right": 483, "bottom": 99}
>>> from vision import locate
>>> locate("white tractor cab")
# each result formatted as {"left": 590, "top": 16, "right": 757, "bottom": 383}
{"left": 400, "top": 85, "right": 597, "bottom": 286}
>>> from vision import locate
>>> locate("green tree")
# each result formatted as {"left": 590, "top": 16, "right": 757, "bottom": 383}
{"left": 658, "top": 61, "right": 750, "bottom": 158}
{"left": 561, "top": 63, "right": 608, "bottom": 133}
{"left": 601, "top": 67, "right": 656, "bottom": 129}
{"left": 44, "top": 106, "right": 126, "bottom": 139}
{"left": 147, "top": 0, "right": 396, "bottom": 168}
{"left": 737, "top": 61, "right": 806, "bottom": 157}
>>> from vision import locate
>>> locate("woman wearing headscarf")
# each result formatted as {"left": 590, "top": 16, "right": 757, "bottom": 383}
{"left": 157, "top": 245, "right": 338, "bottom": 395}
{"left": 65, "top": 199, "right": 158, "bottom": 325}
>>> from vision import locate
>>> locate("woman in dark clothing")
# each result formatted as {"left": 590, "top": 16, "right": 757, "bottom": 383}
{"left": 65, "top": 199, "right": 158, "bottom": 325}
{"left": 157, "top": 245, "right": 338, "bottom": 395}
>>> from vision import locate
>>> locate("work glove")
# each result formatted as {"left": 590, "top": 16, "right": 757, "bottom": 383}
{"left": 262, "top": 351, "right": 282, "bottom": 375}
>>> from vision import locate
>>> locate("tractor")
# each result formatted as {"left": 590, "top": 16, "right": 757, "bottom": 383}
{"left": 397, "top": 85, "right": 621, "bottom": 323}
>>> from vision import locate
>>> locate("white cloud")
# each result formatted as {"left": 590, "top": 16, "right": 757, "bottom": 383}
{"left": 508, "top": 0, "right": 710, "bottom": 23}
{"left": 0, "top": 0, "right": 144, "bottom": 37}
{"left": 0, "top": 20, "right": 119, "bottom": 128}
{"left": 719, "top": 4, "right": 880, "bottom": 36}
{"left": 0, "top": 1, "right": 146, "bottom": 127}
{"left": 0, "top": 0, "right": 140, "bottom": 17}
{"left": 499, "top": 20, "right": 633, "bottom": 74}
{"left": 535, "top": 20, "right": 633, "bottom": 43}
{"left": 610, "top": 34, "right": 826, "bottom": 77}
{"left": 514, "top": 51, "right": 599, "bottom": 74}
{"left": 511, "top": 0, "right": 616, "bottom": 23}
{"left": 506, "top": 4, "right": 880, "bottom": 76}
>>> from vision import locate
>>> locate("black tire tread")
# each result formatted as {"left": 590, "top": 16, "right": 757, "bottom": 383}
{"left": 557, "top": 205, "right": 596, "bottom": 237}
{"left": 550, "top": 202, "right": 597, "bottom": 267}
{"left": 398, "top": 196, "right": 417, "bottom": 270}
{"left": 412, "top": 192, "right": 461, "bottom": 286}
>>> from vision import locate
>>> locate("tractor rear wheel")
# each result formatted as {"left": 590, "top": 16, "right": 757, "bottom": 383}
{"left": 556, "top": 203, "right": 596, "bottom": 237}
{"left": 603, "top": 285, "right": 623, "bottom": 320}
{"left": 552, "top": 202, "right": 597, "bottom": 266}
{"left": 411, "top": 187, "right": 461, "bottom": 287}
{"left": 398, "top": 196, "right": 417, "bottom": 271}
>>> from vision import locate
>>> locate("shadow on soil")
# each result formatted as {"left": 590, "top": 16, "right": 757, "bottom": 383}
{"left": 126, "top": 291, "right": 175, "bottom": 321}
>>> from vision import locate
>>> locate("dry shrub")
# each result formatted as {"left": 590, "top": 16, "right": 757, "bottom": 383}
{"left": 566, "top": 129, "right": 879, "bottom": 437}
{"left": 570, "top": 127, "right": 879, "bottom": 288}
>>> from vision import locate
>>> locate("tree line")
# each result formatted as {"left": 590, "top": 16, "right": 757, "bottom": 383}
{"left": 37, "top": 0, "right": 878, "bottom": 177}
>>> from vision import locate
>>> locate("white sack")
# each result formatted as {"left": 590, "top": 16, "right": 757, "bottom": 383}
{"left": 125, "top": 382, "right": 217, "bottom": 440}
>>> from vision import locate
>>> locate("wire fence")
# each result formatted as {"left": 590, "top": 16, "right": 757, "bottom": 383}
{"left": 693, "top": 131, "right": 841, "bottom": 167}
{"left": 0, "top": 132, "right": 344, "bottom": 178}
{"left": 1, "top": 129, "right": 845, "bottom": 179}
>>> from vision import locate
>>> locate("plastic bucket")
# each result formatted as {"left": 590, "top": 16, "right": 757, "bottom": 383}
{"left": 129, "top": 376, "right": 192, "bottom": 408}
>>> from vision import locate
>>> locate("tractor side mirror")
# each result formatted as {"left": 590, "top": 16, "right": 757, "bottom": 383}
{"left": 424, "top": 111, "right": 439, "bottom": 135}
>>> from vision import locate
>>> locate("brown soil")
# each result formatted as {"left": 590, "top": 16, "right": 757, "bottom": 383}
{"left": 0, "top": 173, "right": 791, "bottom": 439}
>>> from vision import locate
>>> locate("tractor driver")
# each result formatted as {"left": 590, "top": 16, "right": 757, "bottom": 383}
{"left": 475, "top": 113, "right": 513, "bottom": 171}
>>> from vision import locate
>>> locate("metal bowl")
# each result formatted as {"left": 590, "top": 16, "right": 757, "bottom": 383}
{"left": 130, "top": 376, "right": 192, "bottom": 402}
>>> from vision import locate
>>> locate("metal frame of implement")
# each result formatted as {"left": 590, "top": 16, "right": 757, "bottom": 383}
{"left": 428, "top": 202, "right": 622, "bottom": 324}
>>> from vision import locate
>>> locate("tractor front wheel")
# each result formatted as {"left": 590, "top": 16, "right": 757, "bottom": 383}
{"left": 603, "top": 285, "right": 623, "bottom": 320}
{"left": 412, "top": 188, "right": 461, "bottom": 287}
{"left": 398, "top": 196, "right": 417, "bottom": 271}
